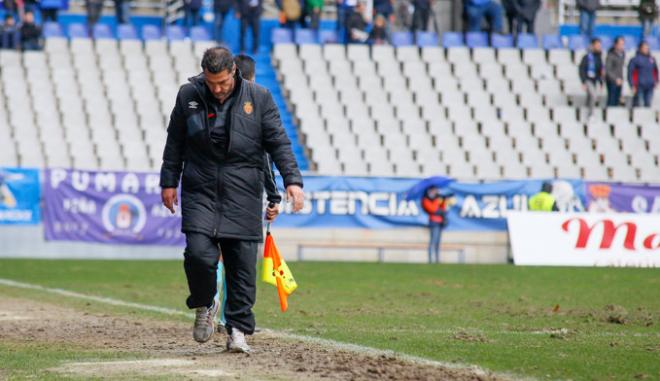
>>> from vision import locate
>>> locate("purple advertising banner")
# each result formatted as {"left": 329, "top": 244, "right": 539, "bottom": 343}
{"left": 44, "top": 168, "right": 185, "bottom": 245}
{"left": 585, "top": 182, "right": 660, "bottom": 213}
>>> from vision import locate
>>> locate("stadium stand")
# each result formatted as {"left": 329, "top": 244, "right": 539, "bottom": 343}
{"left": 273, "top": 35, "right": 660, "bottom": 182}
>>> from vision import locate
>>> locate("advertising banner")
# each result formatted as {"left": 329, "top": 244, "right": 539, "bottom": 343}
{"left": 585, "top": 182, "right": 660, "bottom": 213}
{"left": 507, "top": 211, "right": 660, "bottom": 267}
{"left": 43, "top": 168, "right": 185, "bottom": 245}
{"left": 0, "top": 167, "right": 40, "bottom": 224}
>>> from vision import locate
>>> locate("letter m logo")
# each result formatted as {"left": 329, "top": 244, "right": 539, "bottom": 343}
{"left": 561, "top": 218, "right": 637, "bottom": 250}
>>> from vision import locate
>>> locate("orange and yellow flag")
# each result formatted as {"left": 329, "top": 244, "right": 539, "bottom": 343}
{"left": 262, "top": 232, "right": 298, "bottom": 312}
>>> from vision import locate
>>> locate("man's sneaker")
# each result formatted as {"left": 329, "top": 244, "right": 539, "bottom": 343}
{"left": 192, "top": 301, "right": 218, "bottom": 343}
{"left": 226, "top": 328, "right": 251, "bottom": 353}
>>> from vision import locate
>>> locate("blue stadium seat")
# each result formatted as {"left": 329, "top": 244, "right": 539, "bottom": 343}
{"left": 166, "top": 25, "right": 186, "bottom": 40}
{"left": 415, "top": 31, "right": 438, "bottom": 47}
{"left": 117, "top": 24, "right": 138, "bottom": 40}
{"left": 93, "top": 24, "right": 113, "bottom": 39}
{"left": 466, "top": 32, "right": 488, "bottom": 48}
{"left": 190, "top": 26, "right": 211, "bottom": 41}
{"left": 318, "top": 29, "right": 338, "bottom": 44}
{"left": 442, "top": 32, "right": 464, "bottom": 47}
{"left": 68, "top": 23, "right": 88, "bottom": 39}
{"left": 596, "top": 35, "right": 613, "bottom": 51}
{"left": 142, "top": 25, "right": 161, "bottom": 40}
{"left": 391, "top": 31, "right": 413, "bottom": 46}
{"left": 491, "top": 34, "right": 513, "bottom": 48}
{"left": 516, "top": 33, "right": 538, "bottom": 49}
{"left": 271, "top": 28, "right": 293, "bottom": 44}
{"left": 295, "top": 29, "right": 317, "bottom": 44}
{"left": 646, "top": 36, "right": 660, "bottom": 51}
{"left": 568, "top": 35, "right": 587, "bottom": 50}
{"left": 542, "top": 34, "right": 563, "bottom": 49}
{"left": 43, "top": 22, "right": 63, "bottom": 38}
{"left": 623, "top": 35, "right": 638, "bottom": 50}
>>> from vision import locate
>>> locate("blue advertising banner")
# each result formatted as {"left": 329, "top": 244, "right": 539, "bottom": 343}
{"left": 42, "top": 168, "right": 588, "bottom": 245}
{"left": 585, "top": 182, "right": 660, "bottom": 213}
{"left": 274, "top": 177, "right": 586, "bottom": 232}
{"left": 44, "top": 168, "right": 185, "bottom": 245}
{"left": 0, "top": 167, "right": 40, "bottom": 225}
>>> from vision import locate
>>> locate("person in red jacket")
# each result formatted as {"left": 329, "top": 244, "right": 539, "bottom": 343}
{"left": 421, "top": 187, "right": 455, "bottom": 264}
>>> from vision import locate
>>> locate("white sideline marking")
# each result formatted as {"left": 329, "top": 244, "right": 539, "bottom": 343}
{"left": 0, "top": 277, "right": 515, "bottom": 379}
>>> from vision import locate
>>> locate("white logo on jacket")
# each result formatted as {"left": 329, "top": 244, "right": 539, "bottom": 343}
{"left": 188, "top": 101, "right": 198, "bottom": 109}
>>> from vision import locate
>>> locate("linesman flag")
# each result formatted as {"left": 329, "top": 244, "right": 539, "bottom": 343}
{"left": 261, "top": 229, "right": 298, "bottom": 312}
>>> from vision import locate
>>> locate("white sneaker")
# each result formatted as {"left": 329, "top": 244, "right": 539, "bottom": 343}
{"left": 226, "top": 328, "right": 251, "bottom": 353}
{"left": 193, "top": 301, "right": 218, "bottom": 343}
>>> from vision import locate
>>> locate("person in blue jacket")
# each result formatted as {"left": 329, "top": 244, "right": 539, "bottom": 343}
{"left": 628, "top": 41, "right": 659, "bottom": 107}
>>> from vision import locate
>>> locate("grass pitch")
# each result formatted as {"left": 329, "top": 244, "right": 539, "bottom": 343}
{"left": 0, "top": 259, "right": 658, "bottom": 380}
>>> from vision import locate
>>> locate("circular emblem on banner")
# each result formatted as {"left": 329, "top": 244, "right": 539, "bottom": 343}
{"left": 101, "top": 194, "right": 147, "bottom": 234}
{"left": 243, "top": 101, "right": 253, "bottom": 115}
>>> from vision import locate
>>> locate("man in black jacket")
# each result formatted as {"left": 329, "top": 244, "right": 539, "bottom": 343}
{"left": 160, "top": 47, "right": 304, "bottom": 353}
{"left": 579, "top": 38, "right": 604, "bottom": 117}
{"left": 605, "top": 36, "right": 625, "bottom": 107}
{"left": 213, "top": 0, "right": 233, "bottom": 43}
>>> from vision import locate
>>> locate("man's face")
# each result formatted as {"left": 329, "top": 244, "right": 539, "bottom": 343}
{"left": 204, "top": 67, "right": 235, "bottom": 102}
{"left": 614, "top": 39, "right": 624, "bottom": 52}
{"left": 25, "top": 12, "right": 33, "bottom": 23}
{"left": 640, "top": 43, "right": 650, "bottom": 55}
{"left": 592, "top": 41, "right": 601, "bottom": 53}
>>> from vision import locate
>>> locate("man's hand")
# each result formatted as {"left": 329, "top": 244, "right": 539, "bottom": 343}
{"left": 265, "top": 203, "right": 279, "bottom": 221}
{"left": 286, "top": 185, "right": 304, "bottom": 212}
{"left": 161, "top": 188, "right": 178, "bottom": 214}
{"left": 616, "top": 78, "right": 622, "bottom": 86}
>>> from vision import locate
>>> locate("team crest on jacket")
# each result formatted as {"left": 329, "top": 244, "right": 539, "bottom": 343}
{"left": 243, "top": 101, "right": 253, "bottom": 115}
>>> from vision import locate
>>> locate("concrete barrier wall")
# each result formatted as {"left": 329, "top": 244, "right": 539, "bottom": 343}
{"left": 0, "top": 225, "right": 510, "bottom": 264}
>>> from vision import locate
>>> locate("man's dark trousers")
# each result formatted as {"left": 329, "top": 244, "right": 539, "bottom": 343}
{"left": 606, "top": 80, "right": 621, "bottom": 106}
{"left": 184, "top": 232, "right": 258, "bottom": 335}
{"left": 240, "top": 10, "right": 260, "bottom": 53}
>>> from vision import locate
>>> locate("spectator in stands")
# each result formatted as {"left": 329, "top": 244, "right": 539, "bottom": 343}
{"left": 40, "top": 0, "right": 60, "bottom": 22}
{"left": 422, "top": 187, "right": 454, "bottom": 264}
{"left": 464, "top": 0, "right": 503, "bottom": 34}
{"left": 2, "top": 0, "right": 22, "bottom": 21}
{"left": 85, "top": 0, "right": 104, "bottom": 34}
{"left": 1, "top": 15, "right": 20, "bottom": 50}
{"left": 183, "top": 0, "right": 203, "bottom": 29}
{"left": 514, "top": 0, "right": 540, "bottom": 34}
{"left": 346, "top": 1, "right": 369, "bottom": 43}
{"left": 579, "top": 38, "right": 604, "bottom": 117}
{"left": 19, "top": 11, "right": 41, "bottom": 50}
{"left": 638, "top": 0, "right": 658, "bottom": 38}
{"left": 628, "top": 41, "right": 659, "bottom": 107}
{"left": 529, "top": 182, "right": 558, "bottom": 211}
{"left": 306, "top": 0, "right": 324, "bottom": 31}
{"left": 213, "top": 0, "right": 233, "bottom": 43}
{"left": 605, "top": 36, "right": 625, "bottom": 107}
{"left": 576, "top": 0, "right": 599, "bottom": 38}
{"left": 501, "top": 0, "right": 517, "bottom": 34}
{"left": 337, "top": 0, "right": 358, "bottom": 42}
{"left": 237, "top": 0, "right": 263, "bottom": 54}
{"left": 369, "top": 14, "right": 389, "bottom": 44}
{"left": 373, "top": 0, "right": 395, "bottom": 24}
{"left": 113, "top": 0, "right": 130, "bottom": 24}
{"left": 411, "top": 0, "right": 432, "bottom": 34}
{"left": 275, "top": 0, "right": 303, "bottom": 30}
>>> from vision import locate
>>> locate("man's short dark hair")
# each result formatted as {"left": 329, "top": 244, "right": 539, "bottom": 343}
{"left": 591, "top": 38, "right": 601, "bottom": 45}
{"left": 201, "top": 47, "right": 235, "bottom": 74}
{"left": 613, "top": 35, "right": 624, "bottom": 45}
{"left": 234, "top": 54, "right": 256, "bottom": 81}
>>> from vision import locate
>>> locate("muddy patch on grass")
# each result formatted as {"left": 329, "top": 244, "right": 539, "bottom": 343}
{"left": 0, "top": 296, "right": 507, "bottom": 381}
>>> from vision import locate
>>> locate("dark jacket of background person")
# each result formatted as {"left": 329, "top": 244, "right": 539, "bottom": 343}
{"left": 237, "top": 0, "right": 263, "bottom": 15}
{"left": 160, "top": 74, "right": 302, "bottom": 241}
{"left": 346, "top": 7, "right": 368, "bottom": 42}
{"left": 214, "top": 0, "right": 233, "bottom": 12}
{"left": 513, "top": 0, "right": 540, "bottom": 22}
{"left": 605, "top": 47, "right": 625, "bottom": 84}
{"left": 576, "top": 0, "right": 599, "bottom": 12}
{"left": 19, "top": 19, "right": 41, "bottom": 48}
{"left": 422, "top": 194, "right": 448, "bottom": 225}
{"left": 628, "top": 51, "right": 659, "bottom": 89}
{"left": 579, "top": 51, "right": 604, "bottom": 84}
{"left": 1, "top": 19, "right": 19, "bottom": 49}
{"left": 638, "top": 0, "right": 658, "bottom": 21}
